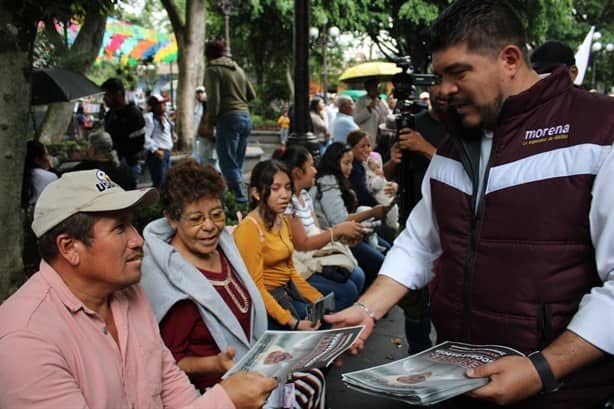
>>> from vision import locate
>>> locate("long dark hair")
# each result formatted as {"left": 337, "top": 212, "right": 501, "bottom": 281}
{"left": 316, "top": 142, "right": 357, "bottom": 212}
{"left": 278, "top": 145, "right": 311, "bottom": 189}
{"left": 21, "top": 140, "right": 47, "bottom": 208}
{"left": 249, "top": 160, "right": 293, "bottom": 229}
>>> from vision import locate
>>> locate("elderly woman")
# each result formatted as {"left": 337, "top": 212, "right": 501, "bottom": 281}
{"left": 69, "top": 131, "right": 135, "bottom": 190}
{"left": 140, "top": 159, "right": 325, "bottom": 409}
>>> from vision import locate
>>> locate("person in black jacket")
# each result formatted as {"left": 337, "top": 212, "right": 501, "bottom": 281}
{"left": 68, "top": 131, "right": 136, "bottom": 191}
{"left": 101, "top": 78, "right": 146, "bottom": 185}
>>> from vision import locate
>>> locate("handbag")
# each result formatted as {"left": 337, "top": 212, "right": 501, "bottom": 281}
{"left": 319, "top": 265, "right": 352, "bottom": 283}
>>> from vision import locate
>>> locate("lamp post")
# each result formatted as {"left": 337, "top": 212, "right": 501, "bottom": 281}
{"left": 309, "top": 23, "right": 340, "bottom": 102}
{"left": 591, "top": 33, "right": 614, "bottom": 91}
{"left": 218, "top": 0, "right": 234, "bottom": 57}
{"left": 287, "top": 0, "right": 320, "bottom": 161}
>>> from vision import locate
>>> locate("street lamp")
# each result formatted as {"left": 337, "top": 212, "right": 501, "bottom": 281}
{"left": 218, "top": 0, "right": 235, "bottom": 57}
{"left": 310, "top": 22, "right": 340, "bottom": 102}
{"left": 590, "top": 34, "right": 614, "bottom": 91}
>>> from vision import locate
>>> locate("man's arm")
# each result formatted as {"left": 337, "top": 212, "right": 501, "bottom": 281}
{"left": 325, "top": 163, "right": 442, "bottom": 346}
{"left": 204, "top": 69, "right": 221, "bottom": 129}
{"left": 0, "top": 332, "right": 89, "bottom": 408}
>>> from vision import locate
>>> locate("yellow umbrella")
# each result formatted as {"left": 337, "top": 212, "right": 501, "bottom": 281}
{"left": 338, "top": 61, "right": 402, "bottom": 83}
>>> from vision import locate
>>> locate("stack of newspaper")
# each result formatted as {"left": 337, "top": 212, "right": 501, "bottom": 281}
{"left": 225, "top": 325, "right": 364, "bottom": 380}
{"left": 342, "top": 341, "right": 523, "bottom": 406}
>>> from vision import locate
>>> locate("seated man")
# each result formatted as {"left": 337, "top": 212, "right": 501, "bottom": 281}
{"left": 0, "top": 170, "right": 276, "bottom": 409}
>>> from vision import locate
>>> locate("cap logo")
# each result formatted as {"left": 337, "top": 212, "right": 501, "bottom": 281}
{"left": 95, "top": 170, "right": 117, "bottom": 192}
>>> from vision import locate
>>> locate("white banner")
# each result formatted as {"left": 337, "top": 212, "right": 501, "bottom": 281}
{"left": 574, "top": 26, "right": 595, "bottom": 86}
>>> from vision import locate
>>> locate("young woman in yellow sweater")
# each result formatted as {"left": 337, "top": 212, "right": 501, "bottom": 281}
{"left": 234, "top": 160, "right": 323, "bottom": 330}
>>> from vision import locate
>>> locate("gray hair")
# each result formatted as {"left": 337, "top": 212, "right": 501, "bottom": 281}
{"left": 336, "top": 94, "right": 353, "bottom": 109}
{"left": 88, "top": 131, "right": 119, "bottom": 165}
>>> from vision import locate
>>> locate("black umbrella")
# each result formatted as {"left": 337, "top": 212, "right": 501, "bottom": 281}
{"left": 31, "top": 68, "right": 102, "bottom": 105}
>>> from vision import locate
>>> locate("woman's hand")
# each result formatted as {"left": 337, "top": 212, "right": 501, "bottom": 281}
{"left": 332, "top": 221, "right": 364, "bottom": 241}
{"left": 215, "top": 347, "right": 236, "bottom": 374}
{"left": 384, "top": 182, "right": 398, "bottom": 197}
{"left": 291, "top": 318, "right": 321, "bottom": 331}
{"left": 372, "top": 204, "right": 391, "bottom": 220}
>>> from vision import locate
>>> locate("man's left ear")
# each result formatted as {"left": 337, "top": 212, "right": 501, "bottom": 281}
{"left": 500, "top": 45, "right": 523, "bottom": 75}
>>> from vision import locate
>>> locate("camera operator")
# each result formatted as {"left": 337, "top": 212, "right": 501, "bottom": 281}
{"left": 385, "top": 81, "right": 449, "bottom": 356}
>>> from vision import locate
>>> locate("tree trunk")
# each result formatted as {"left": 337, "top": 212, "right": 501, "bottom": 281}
{"left": 0, "top": 10, "right": 37, "bottom": 300}
{"left": 163, "top": 0, "right": 206, "bottom": 152}
{"left": 38, "top": 102, "right": 75, "bottom": 143}
{"left": 37, "top": 7, "right": 106, "bottom": 143}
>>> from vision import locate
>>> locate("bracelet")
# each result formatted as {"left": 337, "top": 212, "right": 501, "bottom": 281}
{"left": 354, "top": 301, "right": 377, "bottom": 324}
{"left": 329, "top": 228, "right": 335, "bottom": 243}
{"left": 292, "top": 319, "right": 300, "bottom": 330}
{"left": 528, "top": 351, "right": 561, "bottom": 393}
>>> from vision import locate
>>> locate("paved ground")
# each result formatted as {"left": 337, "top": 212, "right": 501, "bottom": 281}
{"left": 325, "top": 306, "right": 415, "bottom": 409}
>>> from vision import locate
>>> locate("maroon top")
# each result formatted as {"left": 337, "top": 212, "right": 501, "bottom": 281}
{"left": 160, "top": 250, "right": 252, "bottom": 392}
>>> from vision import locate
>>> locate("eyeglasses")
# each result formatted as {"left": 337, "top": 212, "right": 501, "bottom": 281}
{"left": 181, "top": 208, "right": 226, "bottom": 227}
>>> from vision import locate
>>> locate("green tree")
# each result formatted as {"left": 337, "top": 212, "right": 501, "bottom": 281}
{"left": 161, "top": 0, "right": 207, "bottom": 151}
{"left": 0, "top": 0, "right": 114, "bottom": 300}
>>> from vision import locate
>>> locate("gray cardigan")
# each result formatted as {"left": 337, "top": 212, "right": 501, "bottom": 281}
{"left": 140, "top": 218, "right": 267, "bottom": 360}
{"left": 310, "top": 174, "right": 350, "bottom": 229}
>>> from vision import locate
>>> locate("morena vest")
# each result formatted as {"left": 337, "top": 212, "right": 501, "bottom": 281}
{"left": 428, "top": 66, "right": 614, "bottom": 409}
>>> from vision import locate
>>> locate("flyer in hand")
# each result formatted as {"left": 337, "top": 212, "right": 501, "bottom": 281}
{"left": 342, "top": 341, "right": 523, "bottom": 406}
{"left": 225, "top": 325, "right": 364, "bottom": 380}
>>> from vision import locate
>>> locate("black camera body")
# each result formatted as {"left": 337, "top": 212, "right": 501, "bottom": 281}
{"left": 391, "top": 57, "right": 436, "bottom": 142}
{"left": 391, "top": 57, "right": 436, "bottom": 227}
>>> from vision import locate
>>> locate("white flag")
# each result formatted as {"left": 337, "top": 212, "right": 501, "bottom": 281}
{"left": 574, "top": 26, "right": 595, "bottom": 86}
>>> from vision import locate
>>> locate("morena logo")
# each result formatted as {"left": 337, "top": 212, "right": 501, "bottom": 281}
{"left": 524, "top": 123, "right": 570, "bottom": 140}
{"left": 95, "top": 170, "right": 117, "bottom": 192}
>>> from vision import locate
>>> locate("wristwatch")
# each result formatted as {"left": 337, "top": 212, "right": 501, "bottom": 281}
{"left": 528, "top": 351, "right": 562, "bottom": 393}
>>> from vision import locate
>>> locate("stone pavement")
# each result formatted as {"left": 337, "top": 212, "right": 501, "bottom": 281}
{"left": 324, "top": 306, "right": 414, "bottom": 409}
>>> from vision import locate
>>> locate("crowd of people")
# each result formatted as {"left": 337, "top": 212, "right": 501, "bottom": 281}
{"left": 7, "top": 0, "right": 614, "bottom": 408}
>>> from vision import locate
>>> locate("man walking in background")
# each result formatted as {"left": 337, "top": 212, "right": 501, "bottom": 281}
{"left": 101, "top": 78, "right": 146, "bottom": 186}
{"left": 201, "top": 39, "right": 256, "bottom": 203}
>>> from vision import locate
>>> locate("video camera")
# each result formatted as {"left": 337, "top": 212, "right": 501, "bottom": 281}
{"left": 391, "top": 56, "right": 436, "bottom": 138}
{"left": 390, "top": 57, "right": 436, "bottom": 227}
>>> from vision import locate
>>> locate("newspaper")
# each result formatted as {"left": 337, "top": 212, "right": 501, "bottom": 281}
{"left": 225, "top": 325, "right": 364, "bottom": 380}
{"left": 342, "top": 341, "right": 523, "bottom": 406}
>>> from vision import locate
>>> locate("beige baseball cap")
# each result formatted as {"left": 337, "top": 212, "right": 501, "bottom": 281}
{"left": 32, "top": 169, "right": 159, "bottom": 238}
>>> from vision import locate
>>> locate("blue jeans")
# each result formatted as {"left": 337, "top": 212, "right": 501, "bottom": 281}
{"left": 307, "top": 266, "right": 366, "bottom": 311}
{"left": 216, "top": 111, "right": 251, "bottom": 203}
{"left": 147, "top": 150, "right": 171, "bottom": 188}
{"left": 350, "top": 239, "right": 389, "bottom": 286}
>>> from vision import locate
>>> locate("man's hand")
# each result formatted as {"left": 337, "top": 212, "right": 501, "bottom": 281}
{"left": 389, "top": 143, "right": 403, "bottom": 164}
{"left": 465, "top": 355, "right": 542, "bottom": 406}
{"left": 324, "top": 304, "right": 375, "bottom": 355}
{"left": 202, "top": 127, "right": 215, "bottom": 141}
{"left": 154, "top": 149, "right": 164, "bottom": 159}
{"left": 220, "top": 372, "right": 278, "bottom": 409}
{"left": 398, "top": 128, "right": 436, "bottom": 159}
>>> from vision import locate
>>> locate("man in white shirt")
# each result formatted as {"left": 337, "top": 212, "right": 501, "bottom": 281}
{"left": 353, "top": 78, "right": 389, "bottom": 148}
{"left": 326, "top": 1, "right": 614, "bottom": 408}
{"left": 331, "top": 95, "right": 359, "bottom": 144}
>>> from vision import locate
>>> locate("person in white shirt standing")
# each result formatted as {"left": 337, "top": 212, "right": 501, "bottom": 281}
{"left": 353, "top": 79, "right": 389, "bottom": 148}
{"left": 144, "top": 94, "right": 174, "bottom": 187}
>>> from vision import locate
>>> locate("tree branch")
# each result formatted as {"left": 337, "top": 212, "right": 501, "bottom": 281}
{"left": 43, "top": 19, "right": 69, "bottom": 55}
{"left": 161, "top": 0, "right": 185, "bottom": 48}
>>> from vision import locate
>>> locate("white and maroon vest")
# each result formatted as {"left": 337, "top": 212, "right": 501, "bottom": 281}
{"left": 429, "top": 67, "right": 614, "bottom": 408}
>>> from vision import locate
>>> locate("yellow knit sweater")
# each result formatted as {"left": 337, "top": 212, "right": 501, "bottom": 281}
{"left": 233, "top": 211, "right": 322, "bottom": 325}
